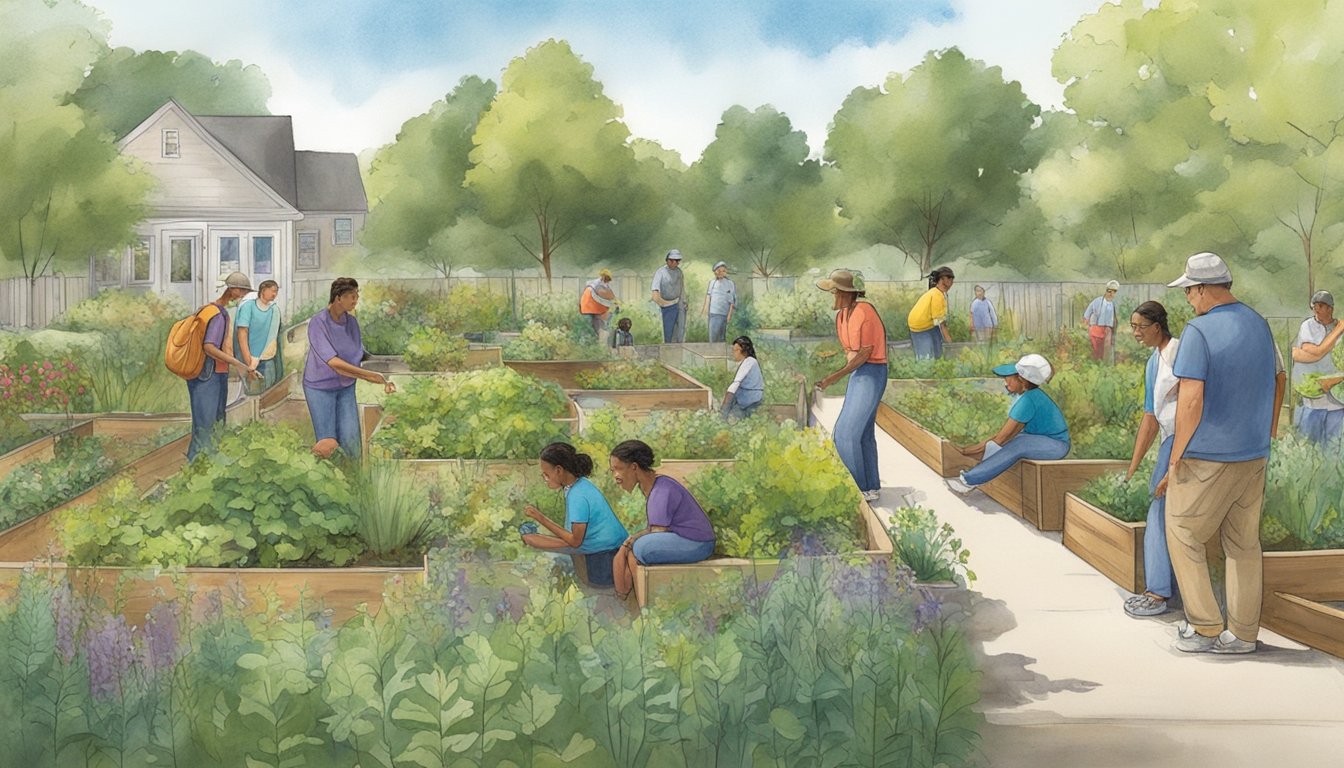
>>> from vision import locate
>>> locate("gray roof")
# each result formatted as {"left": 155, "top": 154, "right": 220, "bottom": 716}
{"left": 296, "top": 151, "right": 368, "bottom": 212}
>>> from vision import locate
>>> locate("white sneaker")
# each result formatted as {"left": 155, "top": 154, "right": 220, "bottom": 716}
{"left": 1212, "top": 630, "right": 1257, "bottom": 655}
{"left": 944, "top": 474, "right": 976, "bottom": 495}
{"left": 861, "top": 490, "right": 880, "bottom": 503}
{"left": 1173, "top": 621, "right": 1218, "bottom": 653}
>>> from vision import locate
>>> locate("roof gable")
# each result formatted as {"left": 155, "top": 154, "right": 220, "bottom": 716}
{"left": 196, "top": 115, "right": 299, "bottom": 207}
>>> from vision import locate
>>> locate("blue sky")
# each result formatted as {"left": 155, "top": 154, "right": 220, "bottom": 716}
{"left": 92, "top": 0, "right": 1103, "bottom": 160}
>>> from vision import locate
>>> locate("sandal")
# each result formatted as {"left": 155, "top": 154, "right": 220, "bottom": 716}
{"left": 1124, "top": 593, "right": 1169, "bottom": 617}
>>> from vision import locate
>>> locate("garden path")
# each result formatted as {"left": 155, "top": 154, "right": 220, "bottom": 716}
{"left": 811, "top": 395, "right": 1344, "bottom": 768}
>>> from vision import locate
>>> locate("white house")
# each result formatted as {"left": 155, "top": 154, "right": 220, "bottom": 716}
{"left": 104, "top": 99, "right": 367, "bottom": 309}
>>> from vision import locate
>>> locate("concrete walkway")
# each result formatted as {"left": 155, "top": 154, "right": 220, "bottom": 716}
{"left": 812, "top": 395, "right": 1344, "bottom": 768}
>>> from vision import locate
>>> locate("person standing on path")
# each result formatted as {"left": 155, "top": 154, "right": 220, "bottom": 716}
{"left": 1159, "top": 252, "right": 1285, "bottom": 655}
{"left": 1083, "top": 280, "right": 1120, "bottom": 362}
{"left": 908, "top": 266, "right": 955, "bottom": 359}
{"left": 1120, "top": 301, "right": 1181, "bottom": 618}
{"left": 815, "top": 269, "right": 888, "bottom": 503}
{"left": 651, "top": 250, "right": 688, "bottom": 343}
{"left": 703, "top": 260, "right": 736, "bottom": 343}
{"left": 969, "top": 285, "right": 998, "bottom": 344}
{"left": 186, "top": 272, "right": 262, "bottom": 461}
{"left": 1291, "top": 290, "right": 1344, "bottom": 447}
{"left": 235, "top": 279, "right": 283, "bottom": 393}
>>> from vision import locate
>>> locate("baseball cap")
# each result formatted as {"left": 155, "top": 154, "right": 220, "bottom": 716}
{"left": 713, "top": 260, "right": 728, "bottom": 271}
{"left": 992, "top": 353, "right": 1053, "bottom": 386}
{"left": 1310, "top": 290, "right": 1334, "bottom": 308}
{"left": 666, "top": 249, "right": 683, "bottom": 261}
{"left": 1105, "top": 280, "right": 1120, "bottom": 291}
{"left": 221, "top": 271, "right": 254, "bottom": 291}
{"left": 1167, "top": 252, "right": 1232, "bottom": 288}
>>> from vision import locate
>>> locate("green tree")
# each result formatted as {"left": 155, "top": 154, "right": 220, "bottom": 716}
{"left": 685, "top": 105, "right": 840, "bottom": 277}
{"left": 0, "top": 0, "right": 152, "bottom": 325}
{"left": 825, "top": 48, "right": 1040, "bottom": 275}
{"left": 464, "top": 40, "right": 663, "bottom": 285}
{"left": 70, "top": 47, "right": 271, "bottom": 139}
{"left": 362, "top": 76, "right": 507, "bottom": 279}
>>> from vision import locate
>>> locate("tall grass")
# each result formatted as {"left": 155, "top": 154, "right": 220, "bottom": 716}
{"left": 352, "top": 460, "right": 435, "bottom": 556}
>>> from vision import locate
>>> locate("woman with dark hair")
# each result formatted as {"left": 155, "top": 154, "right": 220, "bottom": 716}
{"left": 609, "top": 439, "right": 716, "bottom": 599}
{"left": 520, "top": 442, "right": 628, "bottom": 587}
{"left": 907, "top": 266, "right": 955, "bottom": 359}
{"left": 721, "top": 335, "right": 764, "bottom": 420}
{"left": 815, "top": 269, "right": 888, "bottom": 502}
{"left": 1120, "top": 301, "right": 1181, "bottom": 617}
{"left": 304, "top": 277, "right": 395, "bottom": 458}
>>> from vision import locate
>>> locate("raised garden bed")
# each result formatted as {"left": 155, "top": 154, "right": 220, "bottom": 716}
{"left": 876, "top": 402, "right": 973, "bottom": 478}
{"left": 1063, "top": 492, "right": 1145, "bottom": 593}
{"left": 1263, "top": 549, "right": 1344, "bottom": 660}
{"left": 506, "top": 360, "right": 712, "bottom": 411}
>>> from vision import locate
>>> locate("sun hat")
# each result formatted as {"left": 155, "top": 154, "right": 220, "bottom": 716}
{"left": 713, "top": 260, "right": 728, "bottom": 271}
{"left": 665, "top": 249, "right": 683, "bottom": 261}
{"left": 1310, "top": 290, "right": 1334, "bottom": 308}
{"left": 1105, "top": 280, "right": 1120, "bottom": 291}
{"left": 221, "top": 271, "right": 254, "bottom": 291}
{"left": 992, "top": 353, "right": 1053, "bottom": 386}
{"left": 816, "top": 269, "right": 865, "bottom": 293}
{"left": 1167, "top": 252, "right": 1233, "bottom": 288}
{"left": 598, "top": 269, "right": 612, "bottom": 280}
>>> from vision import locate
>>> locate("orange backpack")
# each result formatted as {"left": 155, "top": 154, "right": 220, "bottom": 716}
{"left": 164, "top": 304, "right": 223, "bottom": 379}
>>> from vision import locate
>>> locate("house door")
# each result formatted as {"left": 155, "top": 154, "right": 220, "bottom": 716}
{"left": 163, "top": 232, "right": 201, "bottom": 308}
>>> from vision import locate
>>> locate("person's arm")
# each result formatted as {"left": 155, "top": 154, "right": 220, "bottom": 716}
{"left": 817, "top": 345, "right": 871, "bottom": 390}
{"left": 1156, "top": 378, "right": 1204, "bottom": 497}
{"left": 327, "top": 356, "right": 396, "bottom": 392}
{"left": 203, "top": 342, "right": 258, "bottom": 376}
{"left": 524, "top": 505, "right": 586, "bottom": 548}
{"left": 723, "top": 358, "right": 752, "bottom": 408}
{"left": 702, "top": 285, "right": 711, "bottom": 315}
{"left": 1126, "top": 414, "right": 1160, "bottom": 480}
{"left": 1295, "top": 322, "right": 1344, "bottom": 362}
{"left": 1272, "top": 370, "right": 1286, "bottom": 439}
{"left": 726, "top": 287, "right": 735, "bottom": 324}
{"left": 236, "top": 326, "right": 258, "bottom": 370}
{"left": 960, "top": 419, "right": 1026, "bottom": 457}
{"left": 652, "top": 289, "right": 672, "bottom": 307}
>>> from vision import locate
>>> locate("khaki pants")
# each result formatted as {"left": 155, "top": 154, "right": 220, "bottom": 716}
{"left": 1165, "top": 457, "right": 1267, "bottom": 641}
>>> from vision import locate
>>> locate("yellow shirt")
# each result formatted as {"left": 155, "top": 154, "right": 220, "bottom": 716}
{"left": 907, "top": 287, "right": 947, "bottom": 333}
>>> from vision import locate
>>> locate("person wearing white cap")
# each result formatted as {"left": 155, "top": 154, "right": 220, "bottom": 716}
{"left": 702, "top": 260, "right": 736, "bottom": 343}
{"left": 651, "top": 250, "right": 687, "bottom": 343}
{"left": 1083, "top": 279, "right": 1121, "bottom": 363}
{"left": 1290, "top": 289, "right": 1344, "bottom": 447}
{"left": 1160, "top": 251, "right": 1285, "bottom": 655}
{"left": 186, "top": 271, "right": 262, "bottom": 460}
{"left": 945, "top": 353, "right": 1070, "bottom": 494}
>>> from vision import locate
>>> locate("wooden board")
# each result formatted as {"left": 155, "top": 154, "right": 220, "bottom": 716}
{"left": 1263, "top": 549, "right": 1344, "bottom": 602}
{"left": 876, "top": 402, "right": 970, "bottom": 477}
{"left": 1062, "top": 493, "right": 1145, "bottom": 593}
{"left": 0, "top": 420, "right": 95, "bottom": 480}
{"left": 1262, "top": 591, "right": 1344, "bottom": 660}
{"left": 1021, "top": 459, "right": 1129, "bottom": 531}
{"left": 506, "top": 360, "right": 713, "bottom": 411}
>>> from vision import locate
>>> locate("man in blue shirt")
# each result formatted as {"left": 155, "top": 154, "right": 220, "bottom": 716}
{"left": 1161, "top": 252, "right": 1286, "bottom": 655}
{"left": 969, "top": 285, "right": 998, "bottom": 344}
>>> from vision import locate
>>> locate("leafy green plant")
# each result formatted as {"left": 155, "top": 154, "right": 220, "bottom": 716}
{"left": 745, "top": 287, "right": 833, "bottom": 335}
{"left": 1075, "top": 465, "right": 1154, "bottom": 524}
{"left": 1294, "top": 372, "right": 1344, "bottom": 400}
{"left": 501, "top": 321, "right": 586, "bottom": 361}
{"left": 888, "top": 506, "right": 975, "bottom": 584}
{"left": 572, "top": 360, "right": 675, "bottom": 389}
{"left": 0, "top": 434, "right": 115, "bottom": 531}
{"left": 885, "top": 383, "right": 1008, "bottom": 444}
{"left": 426, "top": 284, "right": 513, "bottom": 333}
{"left": 353, "top": 461, "right": 436, "bottom": 559}
{"left": 576, "top": 404, "right": 785, "bottom": 460}
{"left": 60, "top": 422, "right": 361, "bottom": 567}
{"left": 372, "top": 368, "right": 571, "bottom": 459}
{"left": 1263, "top": 432, "right": 1344, "bottom": 550}
{"left": 403, "top": 327, "right": 469, "bottom": 372}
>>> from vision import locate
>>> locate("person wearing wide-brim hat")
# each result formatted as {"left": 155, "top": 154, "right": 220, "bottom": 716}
{"left": 1290, "top": 288, "right": 1344, "bottom": 447}
{"left": 814, "top": 269, "right": 888, "bottom": 503}
{"left": 702, "top": 260, "right": 736, "bottom": 343}
{"left": 945, "top": 353, "right": 1070, "bottom": 495}
{"left": 185, "top": 271, "right": 263, "bottom": 460}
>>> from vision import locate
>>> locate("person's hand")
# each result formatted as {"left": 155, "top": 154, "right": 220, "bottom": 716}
{"left": 383, "top": 379, "right": 397, "bottom": 395}
{"left": 524, "top": 505, "right": 545, "bottom": 523}
{"left": 1124, "top": 469, "right": 1135, "bottom": 482}
{"left": 1154, "top": 475, "right": 1169, "bottom": 498}
{"left": 247, "top": 358, "right": 259, "bottom": 372}
{"left": 244, "top": 367, "right": 262, "bottom": 380}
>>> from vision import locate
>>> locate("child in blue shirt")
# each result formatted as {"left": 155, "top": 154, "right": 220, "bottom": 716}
{"left": 520, "top": 442, "right": 629, "bottom": 586}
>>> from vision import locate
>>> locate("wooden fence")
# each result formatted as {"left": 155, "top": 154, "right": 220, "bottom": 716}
{"left": 0, "top": 275, "right": 92, "bottom": 329}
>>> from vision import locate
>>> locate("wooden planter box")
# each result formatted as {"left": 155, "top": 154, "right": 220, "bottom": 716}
{"left": 656, "top": 342, "right": 731, "bottom": 369}
{"left": 0, "top": 419, "right": 95, "bottom": 481}
{"left": 363, "top": 347, "right": 504, "bottom": 374}
{"left": 506, "top": 360, "right": 712, "bottom": 411}
{"left": 882, "top": 377, "right": 1002, "bottom": 398}
{"left": 0, "top": 560, "right": 425, "bottom": 626}
{"left": 875, "top": 402, "right": 973, "bottom": 478}
{"left": 1263, "top": 549, "right": 1344, "bottom": 660}
{"left": 1063, "top": 493, "right": 1145, "bottom": 593}
{"left": 632, "top": 498, "right": 892, "bottom": 608}
{"left": 986, "top": 459, "right": 1129, "bottom": 532}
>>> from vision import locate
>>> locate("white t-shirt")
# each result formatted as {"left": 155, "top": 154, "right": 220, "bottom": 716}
{"left": 1151, "top": 338, "right": 1181, "bottom": 442}
{"left": 1294, "top": 318, "right": 1343, "bottom": 410}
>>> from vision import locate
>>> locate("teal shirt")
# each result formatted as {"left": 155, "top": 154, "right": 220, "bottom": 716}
{"left": 234, "top": 299, "right": 279, "bottom": 360}
{"left": 1007, "top": 389, "right": 1069, "bottom": 442}
{"left": 565, "top": 477, "right": 628, "bottom": 554}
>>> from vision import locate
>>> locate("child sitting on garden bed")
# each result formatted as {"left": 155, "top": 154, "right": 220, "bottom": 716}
{"left": 519, "top": 442, "right": 629, "bottom": 587}
{"left": 945, "top": 354, "right": 1071, "bottom": 494}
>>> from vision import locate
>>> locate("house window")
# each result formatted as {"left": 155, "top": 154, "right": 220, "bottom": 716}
{"left": 162, "top": 129, "right": 180, "bottom": 158}
{"left": 253, "top": 236, "right": 273, "bottom": 275}
{"left": 333, "top": 218, "right": 353, "bottom": 245}
{"left": 219, "top": 236, "right": 240, "bottom": 275}
{"left": 94, "top": 250, "right": 121, "bottom": 285}
{"left": 170, "top": 238, "right": 193, "bottom": 283}
{"left": 297, "top": 231, "right": 319, "bottom": 269}
{"left": 131, "top": 237, "right": 152, "bottom": 283}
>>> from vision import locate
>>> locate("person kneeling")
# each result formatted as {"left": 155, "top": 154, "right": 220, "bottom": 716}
{"left": 519, "top": 442, "right": 629, "bottom": 587}
{"left": 946, "top": 354, "right": 1070, "bottom": 494}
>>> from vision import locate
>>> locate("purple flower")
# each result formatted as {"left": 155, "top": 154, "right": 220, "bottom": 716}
{"left": 84, "top": 615, "right": 136, "bottom": 701}
{"left": 914, "top": 593, "right": 942, "bottom": 633}
{"left": 142, "top": 602, "right": 181, "bottom": 673}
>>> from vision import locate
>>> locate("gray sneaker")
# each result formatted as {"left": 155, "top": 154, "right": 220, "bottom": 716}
{"left": 1173, "top": 621, "right": 1218, "bottom": 653}
{"left": 944, "top": 474, "right": 976, "bottom": 495}
{"left": 1212, "top": 630, "right": 1257, "bottom": 655}
{"left": 1124, "top": 594, "right": 1169, "bottom": 617}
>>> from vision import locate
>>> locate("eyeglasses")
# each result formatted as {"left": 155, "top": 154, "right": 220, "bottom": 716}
{"left": 1129, "top": 322, "right": 1154, "bottom": 331}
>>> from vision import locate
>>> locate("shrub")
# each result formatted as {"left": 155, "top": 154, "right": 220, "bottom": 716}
{"left": 426, "top": 284, "right": 512, "bottom": 333}
{"left": 573, "top": 361, "right": 675, "bottom": 389}
{"left": 1262, "top": 433, "right": 1344, "bottom": 550}
{"left": 888, "top": 506, "right": 975, "bottom": 584}
{"left": 0, "top": 358, "right": 94, "bottom": 416}
{"left": 746, "top": 286, "right": 832, "bottom": 335}
{"left": 403, "top": 326, "right": 468, "bottom": 371}
{"left": 52, "top": 288, "right": 185, "bottom": 337}
{"left": 60, "top": 422, "right": 360, "bottom": 567}
{"left": 519, "top": 292, "right": 581, "bottom": 329}
{"left": 502, "top": 321, "right": 586, "bottom": 361}
{"left": 0, "top": 435, "right": 116, "bottom": 531}
{"left": 371, "top": 367, "right": 571, "bottom": 459}
{"left": 576, "top": 405, "right": 785, "bottom": 460}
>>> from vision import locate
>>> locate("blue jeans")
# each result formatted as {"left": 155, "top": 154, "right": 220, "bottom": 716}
{"left": 962, "top": 434, "right": 1070, "bottom": 486}
{"left": 834, "top": 363, "right": 887, "bottom": 492}
{"left": 1297, "top": 406, "right": 1344, "bottom": 448}
{"left": 721, "top": 393, "right": 761, "bottom": 421}
{"left": 708, "top": 313, "right": 728, "bottom": 343}
{"left": 910, "top": 327, "right": 944, "bottom": 359}
{"left": 1143, "top": 436, "right": 1176, "bottom": 599}
{"left": 186, "top": 371, "right": 228, "bottom": 460}
{"left": 633, "top": 532, "right": 715, "bottom": 564}
{"left": 304, "top": 383, "right": 361, "bottom": 458}
{"left": 660, "top": 303, "right": 685, "bottom": 343}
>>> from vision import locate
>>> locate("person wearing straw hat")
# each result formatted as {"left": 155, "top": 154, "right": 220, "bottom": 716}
{"left": 651, "top": 249, "right": 688, "bottom": 343}
{"left": 1160, "top": 252, "right": 1284, "bottom": 655}
{"left": 580, "top": 268, "right": 620, "bottom": 345}
{"left": 1083, "top": 279, "right": 1121, "bottom": 362}
{"left": 186, "top": 271, "right": 262, "bottom": 460}
{"left": 702, "top": 260, "right": 736, "bottom": 343}
{"left": 945, "top": 353, "right": 1070, "bottom": 494}
{"left": 1291, "top": 289, "right": 1344, "bottom": 447}
{"left": 815, "top": 269, "right": 888, "bottom": 503}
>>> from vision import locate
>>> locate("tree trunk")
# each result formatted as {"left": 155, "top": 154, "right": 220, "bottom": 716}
{"left": 27, "top": 274, "right": 37, "bottom": 329}
{"left": 1303, "top": 233, "right": 1314, "bottom": 300}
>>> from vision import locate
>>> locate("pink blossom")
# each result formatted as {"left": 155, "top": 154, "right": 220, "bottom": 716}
{"left": 21, "top": 375, "right": 31, "bottom": 384}
{"left": 42, "top": 361, "right": 52, "bottom": 371}
{"left": 77, "top": 386, "right": 86, "bottom": 395}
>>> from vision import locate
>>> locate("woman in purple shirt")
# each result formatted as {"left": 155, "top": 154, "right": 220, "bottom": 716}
{"left": 304, "top": 277, "right": 396, "bottom": 458}
{"left": 608, "top": 439, "right": 716, "bottom": 599}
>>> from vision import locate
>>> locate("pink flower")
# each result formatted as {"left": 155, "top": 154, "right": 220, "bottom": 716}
{"left": 77, "top": 386, "right": 86, "bottom": 395}
{"left": 21, "top": 375, "right": 31, "bottom": 384}
{"left": 42, "top": 361, "right": 52, "bottom": 371}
